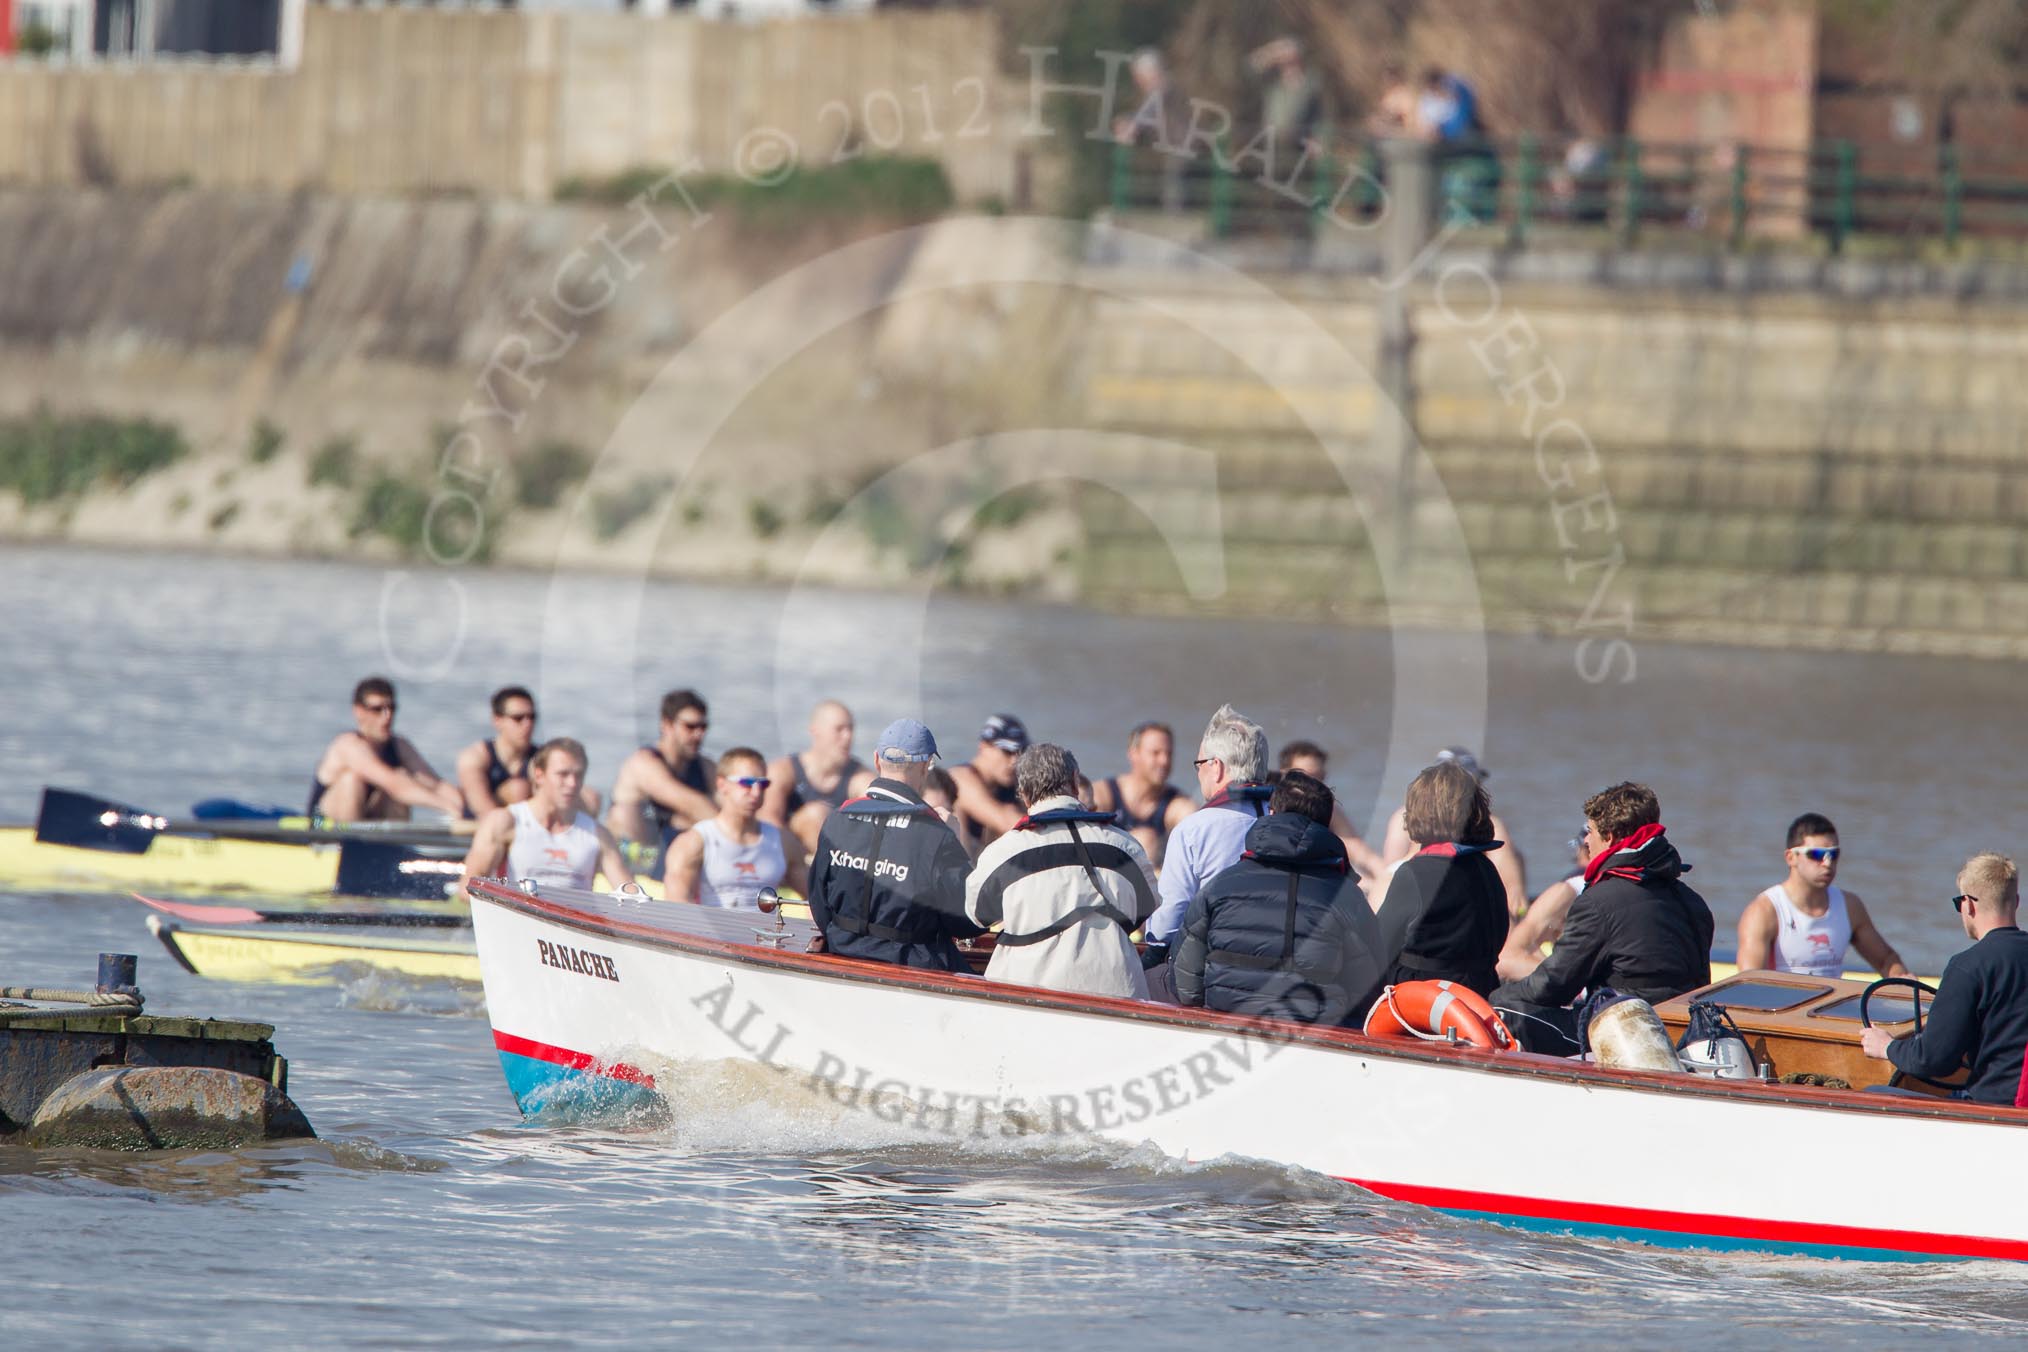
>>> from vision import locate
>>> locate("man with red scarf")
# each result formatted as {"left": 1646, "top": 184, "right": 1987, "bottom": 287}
{"left": 1491, "top": 782, "right": 1713, "bottom": 1056}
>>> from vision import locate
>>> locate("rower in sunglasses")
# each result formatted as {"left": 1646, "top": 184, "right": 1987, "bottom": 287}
{"left": 309, "top": 675, "right": 464, "bottom": 823}
{"left": 663, "top": 747, "right": 805, "bottom": 909}
{"left": 1736, "top": 812, "right": 1908, "bottom": 979}
{"left": 605, "top": 688, "right": 719, "bottom": 875}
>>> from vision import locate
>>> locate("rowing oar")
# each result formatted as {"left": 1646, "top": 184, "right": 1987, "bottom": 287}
{"left": 133, "top": 893, "right": 471, "bottom": 929}
{"left": 35, "top": 787, "right": 470, "bottom": 854}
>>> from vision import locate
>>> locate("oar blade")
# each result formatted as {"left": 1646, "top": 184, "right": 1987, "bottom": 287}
{"left": 130, "top": 893, "right": 468, "bottom": 928}
{"left": 335, "top": 839, "right": 465, "bottom": 901}
{"left": 132, "top": 893, "right": 266, "bottom": 924}
{"left": 35, "top": 788, "right": 158, "bottom": 854}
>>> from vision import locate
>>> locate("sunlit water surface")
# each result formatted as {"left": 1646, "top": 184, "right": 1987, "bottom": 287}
{"left": 5, "top": 546, "right": 2026, "bottom": 1345}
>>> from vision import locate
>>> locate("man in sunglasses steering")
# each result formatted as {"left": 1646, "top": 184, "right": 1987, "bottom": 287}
{"left": 1861, "top": 852, "right": 2028, "bottom": 1105}
{"left": 1737, "top": 813, "right": 1907, "bottom": 980}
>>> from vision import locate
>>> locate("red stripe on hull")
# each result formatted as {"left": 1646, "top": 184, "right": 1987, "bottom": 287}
{"left": 1350, "top": 1177, "right": 2028, "bottom": 1262}
{"left": 493, "top": 1030, "right": 656, "bottom": 1087}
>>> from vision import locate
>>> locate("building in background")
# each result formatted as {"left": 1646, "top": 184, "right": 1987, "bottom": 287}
{"left": 4, "top": 0, "right": 303, "bottom": 61}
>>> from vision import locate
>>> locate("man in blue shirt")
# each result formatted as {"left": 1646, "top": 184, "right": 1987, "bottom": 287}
{"left": 1862, "top": 852, "right": 2028, "bottom": 1104}
{"left": 1145, "top": 703, "right": 1272, "bottom": 948}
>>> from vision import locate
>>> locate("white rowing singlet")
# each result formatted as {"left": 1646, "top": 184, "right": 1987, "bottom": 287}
{"left": 1763, "top": 883, "right": 1852, "bottom": 977}
{"left": 506, "top": 802, "right": 603, "bottom": 890}
{"left": 695, "top": 819, "right": 786, "bottom": 909}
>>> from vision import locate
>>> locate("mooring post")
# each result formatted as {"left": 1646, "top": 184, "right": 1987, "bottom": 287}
{"left": 1374, "top": 138, "right": 1438, "bottom": 578}
{"left": 96, "top": 953, "right": 138, "bottom": 994}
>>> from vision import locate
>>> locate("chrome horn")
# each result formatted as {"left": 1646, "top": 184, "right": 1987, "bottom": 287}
{"left": 753, "top": 887, "right": 790, "bottom": 948}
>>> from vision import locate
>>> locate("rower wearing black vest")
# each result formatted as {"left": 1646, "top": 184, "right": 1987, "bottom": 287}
{"left": 604, "top": 688, "right": 718, "bottom": 875}
{"left": 1090, "top": 720, "right": 1194, "bottom": 868}
{"left": 308, "top": 675, "right": 464, "bottom": 822}
{"left": 1372, "top": 760, "right": 1509, "bottom": 999}
{"left": 761, "top": 700, "right": 871, "bottom": 857}
{"left": 1170, "top": 771, "right": 1384, "bottom": 1026}
{"left": 966, "top": 744, "right": 1158, "bottom": 999}
{"left": 950, "top": 713, "right": 1030, "bottom": 855}
{"left": 805, "top": 718, "right": 979, "bottom": 972}
{"left": 455, "top": 685, "right": 538, "bottom": 817}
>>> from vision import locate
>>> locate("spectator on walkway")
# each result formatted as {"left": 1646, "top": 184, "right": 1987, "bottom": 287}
{"left": 1250, "top": 36, "right": 1324, "bottom": 159}
{"left": 1367, "top": 61, "right": 1421, "bottom": 138}
{"left": 1112, "top": 47, "right": 1189, "bottom": 210}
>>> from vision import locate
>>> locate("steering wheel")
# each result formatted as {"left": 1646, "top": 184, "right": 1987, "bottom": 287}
{"left": 1860, "top": 976, "right": 1953, "bottom": 1092}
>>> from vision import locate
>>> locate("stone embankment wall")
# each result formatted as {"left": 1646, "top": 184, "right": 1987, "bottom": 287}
{"left": 0, "top": 186, "right": 1083, "bottom": 593}
{"left": 3, "top": 181, "right": 2027, "bottom": 660}
{"left": 0, "top": 7, "right": 1020, "bottom": 204}
{"left": 1073, "top": 251, "right": 2028, "bottom": 660}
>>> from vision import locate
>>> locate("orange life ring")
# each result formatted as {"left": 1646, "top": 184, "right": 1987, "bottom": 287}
{"left": 1362, "top": 980, "right": 1516, "bottom": 1051}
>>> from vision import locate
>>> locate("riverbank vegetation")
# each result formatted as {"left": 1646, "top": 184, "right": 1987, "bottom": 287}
{"left": 0, "top": 412, "right": 188, "bottom": 505}
{"left": 555, "top": 156, "right": 954, "bottom": 225}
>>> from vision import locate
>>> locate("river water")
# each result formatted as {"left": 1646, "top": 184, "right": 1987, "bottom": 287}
{"left": 5, "top": 545, "right": 2026, "bottom": 1346}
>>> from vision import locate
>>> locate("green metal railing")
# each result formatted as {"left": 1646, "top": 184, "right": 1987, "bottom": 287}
{"left": 1108, "top": 131, "right": 2028, "bottom": 253}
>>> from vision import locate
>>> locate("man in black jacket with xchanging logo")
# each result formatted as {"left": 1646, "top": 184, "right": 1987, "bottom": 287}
{"left": 806, "top": 718, "right": 980, "bottom": 973}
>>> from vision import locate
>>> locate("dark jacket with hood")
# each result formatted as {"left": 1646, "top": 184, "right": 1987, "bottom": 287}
{"left": 806, "top": 779, "right": 981, "bottom": 972}
{"left": 1376, "top": 842, "right": 1507, "bottom": 997}
{"left": 1170, "top": 813, "right": 1384, "bottom": 1026}
{"left": 1492, "top": 823, "right": 1712, "bottom": 1011}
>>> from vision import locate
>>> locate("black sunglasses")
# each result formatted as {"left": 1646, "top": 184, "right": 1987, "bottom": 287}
{"left": 1952, "top": 893, "right": 1977, "bottom": 913}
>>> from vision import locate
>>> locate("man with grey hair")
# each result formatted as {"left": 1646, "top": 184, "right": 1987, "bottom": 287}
{"left": 966, "top": 744, "right": 1158, "bottom": 999}
{"left": 806, "top": 718, "right": 980, "bottom": 972}
{"left": 1144, "top": 704, "right": 1273, "bottom": 952}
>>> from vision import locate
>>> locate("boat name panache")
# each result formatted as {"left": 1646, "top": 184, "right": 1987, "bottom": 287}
{"left": 536, "top": 938, "right": 621, "bottom": 983}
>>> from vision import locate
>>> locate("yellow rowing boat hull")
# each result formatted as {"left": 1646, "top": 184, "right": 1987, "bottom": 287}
{"left": 148, "top": 916, "right": 480, "bottom": 986}
{"left": 1, "top": 826, "right": 343, "bottom": 896}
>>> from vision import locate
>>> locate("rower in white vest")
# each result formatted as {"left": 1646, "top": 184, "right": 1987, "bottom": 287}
{"left": 1736, "top": 812, "right": 1907, "bottom": 979}
{"left": 464, "top": 738, "right": 635, "bottom": 891}
{"left": 665, "top": 747, "right": 807, "bottom": 908}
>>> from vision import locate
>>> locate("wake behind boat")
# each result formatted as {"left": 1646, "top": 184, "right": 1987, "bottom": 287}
{"left": 467, "top": 876, "right": 2028, "bottom": 1264}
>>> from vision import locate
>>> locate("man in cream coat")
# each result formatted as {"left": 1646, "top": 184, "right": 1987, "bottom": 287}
{"left": 965, "top": 744, "right": 1159, "bottom": 999}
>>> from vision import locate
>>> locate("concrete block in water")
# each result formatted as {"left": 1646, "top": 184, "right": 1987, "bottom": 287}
{"left": 24, "top": 1067, "right": 314, "bottom": 1150}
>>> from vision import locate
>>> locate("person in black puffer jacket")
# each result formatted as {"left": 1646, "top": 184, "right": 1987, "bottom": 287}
{"left": 1373, "top": 759, "right": 1508, "bottom": 999}
{"left": 1491, "top": 781, "right": 1713, "bottom": 1055}
{"left": 1171, "top": 772, "right": 1385, "bottom": 1026}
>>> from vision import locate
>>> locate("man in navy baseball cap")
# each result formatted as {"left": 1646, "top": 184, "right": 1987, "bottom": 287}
{"left": 805, "top": 714, "right": 979, "bottom": 972}
{"left": 876, "top": 717, "right": 939, "bottom": 764}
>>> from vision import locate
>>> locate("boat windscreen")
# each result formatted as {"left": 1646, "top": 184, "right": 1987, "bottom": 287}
{"left": 1698, "top": 979, "right": 1832, "bottom": 1012}
{"left": 1809, "top": 992, "right": 1923, "bottom": 1025}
